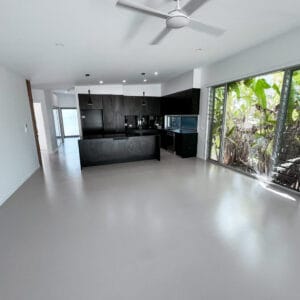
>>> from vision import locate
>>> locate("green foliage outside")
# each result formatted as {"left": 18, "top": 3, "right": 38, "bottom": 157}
{"left": 210, "top": 86, "right": 224, "bottom": 161}
{"left": 285, "top": 70, "right": 300, "bottom": 135}
{"left": 224, "top": 72, "right": 284, "bottom": 175}
{"left": 273, "top": 70, "right": 300, "bottom": 191}
{"left": 210, "top": 72, "right": 284, "bottom": 176}
{"left": 210, "top": 69, "right": 300, "bottom": 191}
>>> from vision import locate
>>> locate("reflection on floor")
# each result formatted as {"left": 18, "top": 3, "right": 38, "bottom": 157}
{"left": 0, "top": 138, "right": 299, "bottom": 300}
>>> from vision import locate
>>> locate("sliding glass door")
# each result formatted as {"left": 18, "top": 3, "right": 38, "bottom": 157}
{"left": 208, "top": 67, "right": 299, "bottom": 192}
{"left": 273, "top": 70, "right": 300, "bottom": 191}
{"left": 224, "top": 72, "right": 284, "bottom": 175}
{"left": 209, "top": 86, "right": 226, "bottom": 161}
{"left": 53, "top": 108, "right": 63, "bottom": 145}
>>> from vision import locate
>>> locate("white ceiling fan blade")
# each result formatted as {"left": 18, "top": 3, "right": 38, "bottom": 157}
{"left": 189, "top": 18, "right": 225, "bottom": 36}
{"left": 150, "top": 28, "right": 172, "bottom": 45}
{"left": 181, "top": 0, "right": 209, "bottom": 16}
{"left": 116, "top": 0, "right": 169, "bottom": 19}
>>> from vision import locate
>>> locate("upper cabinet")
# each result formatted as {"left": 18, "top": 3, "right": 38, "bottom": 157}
{"left": 161, "top": 89, "right": 200, "bottom": 115}
{"left": 102, "top": 95, "right": 124, "bottom": 131}
{"left": 78, "top": 89, "right": 199, "bottom": 133}
{"left": 145, "top": 97, "right": 161, "bottom": 115}
{"left": 78, "top": 94, "right": 103, "bottom": 109}
{"left": 123, "top": 96, "right": 161, "bottom": 116}
{"left": 123, "top": 96, "right": 142, "bottom": 115}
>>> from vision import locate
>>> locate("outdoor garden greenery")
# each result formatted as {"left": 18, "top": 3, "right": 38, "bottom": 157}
{"left": 209, "top": 69, "right": 300, "bottom": 192}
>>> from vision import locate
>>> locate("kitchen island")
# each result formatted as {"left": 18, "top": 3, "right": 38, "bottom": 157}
{"left": 78, "top": 130, "right": 160, "bottom": 168}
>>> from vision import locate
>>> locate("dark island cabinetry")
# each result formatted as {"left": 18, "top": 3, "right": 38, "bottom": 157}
{"left": 79, "top": 134, "right": 160, "bottom": 167}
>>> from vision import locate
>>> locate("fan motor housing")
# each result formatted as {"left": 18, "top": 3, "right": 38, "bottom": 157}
{"left": 166, "top": 10, "right": 190, "bottom": 29}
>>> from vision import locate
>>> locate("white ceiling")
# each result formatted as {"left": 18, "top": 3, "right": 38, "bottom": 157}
{"left": 0, "top": 0, "right": 300, "bottom": 89}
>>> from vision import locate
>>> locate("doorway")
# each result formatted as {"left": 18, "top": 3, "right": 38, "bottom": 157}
{"left": 53, "top": 107, "right": 63, "bottom": 146}
{"left": 53, "top": 108, "right": 80, "bottom": 141}
{"left": 61, "top": 108, "right": 80, "bottom": 137}
{"left": 33, "top": 103, "right": 48, "bottom": 151}
{"left": 26, "top": 80, "right": 42, "bottom": 167}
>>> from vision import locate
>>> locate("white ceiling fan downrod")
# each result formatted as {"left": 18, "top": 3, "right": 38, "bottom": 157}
{"left": 167, "top": 0, "right": 190, "bottom": 29}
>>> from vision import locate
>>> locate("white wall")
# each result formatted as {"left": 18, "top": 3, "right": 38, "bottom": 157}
{"left": 161, "top": 71, "right": 194, "bottom": 96}
{"left": 0, "top": 66, "right": 39, "bottom": 205}
{"left": 32, "top": 89, "right": 57, "bottom": 153}
{"left": 197, "top": 26, "right": 300, "bottom": 160}
{"left": 53, "top": 93, "right": 77, "bottom": 108}
{"left": 75, "top": 76, "right": 200, "bottom": 99}
{"left": 75, "top": 84, "right": 161, "bottom": 97}
{"left": 123, "top": 84, "right": 161, "bottom": 97}
{"left": 161, "top": 69, "right": 201, "bottom": 96}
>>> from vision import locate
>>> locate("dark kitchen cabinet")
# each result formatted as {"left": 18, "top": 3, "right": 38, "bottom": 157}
{"left": 81, "top": 109, "right": 103, "bottom": 131}
{"left": 161, "top": 89, "right": 200, "bottom": 115}
{"left": 78, "top": 134, "right": 161, "bottom": 167}
{"left": 79, "top": 94, "right": 162, "bottom": 135}
{"left": 175, "top": 132, "right": 198, "bottom": 158}
{"left": 78, "top": 94, "right": 103, "bottom": 109}
{"left": 146, "top": 97, "right": 161, "bottom": 115}
{"left": 123, "top": 96, "right": 161, "bottom": 116}
{"left": 102, "top": 95, "right": 124, "bottom": 131}
{"left": 123, "top": 96, "right": 142, "bottom": 115}
{"left": 161, "top": 130, "right": 198, "bottom": 158}
{"left": 160, "top": 130, "right": 168, "bottom": 149}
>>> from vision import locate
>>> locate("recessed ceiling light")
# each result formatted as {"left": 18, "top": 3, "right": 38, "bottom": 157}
{"left": 154, "top": 72, "right": 159, "bottom": 76}
{"left": 144, "top": 79, "right": 147, "bottom": 82}
{"left": 122, "top": 80, "right": 126, "bottom": 83}
{"left": 55, "top": 42, "right": 64, "bottom": 47}
{"left": 99, "top": 80, "right": 104, "bottom": 84}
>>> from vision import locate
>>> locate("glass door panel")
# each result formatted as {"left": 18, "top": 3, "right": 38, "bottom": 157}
{"left": 273, "top": 70, "right": 300, "bottom": 191}
{"left": 53, "top": 108, "right": 62, "bottom": 146}
{"left": 223, "top": 72, "right": 284, "bottom": 176}
{"left": 209, "top": 86, "right": 225, "bottom": 161}
{"left": 61, "top": 109, "right": 80, "bottom": 137}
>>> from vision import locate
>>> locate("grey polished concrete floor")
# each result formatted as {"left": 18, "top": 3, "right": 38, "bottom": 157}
{"left": 0, "top": 138, "right": 300, "bottom": 300}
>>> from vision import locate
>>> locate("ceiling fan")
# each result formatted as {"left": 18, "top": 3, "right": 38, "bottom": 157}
{"left": 116, "top": 0, "right": 225, "bottom": 45}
